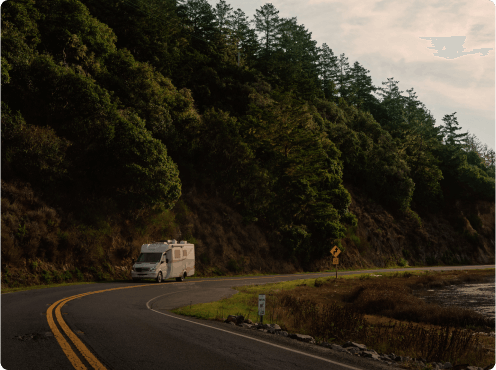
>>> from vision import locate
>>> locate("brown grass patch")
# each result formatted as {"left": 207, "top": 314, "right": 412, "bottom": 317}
{"left": 248, "top": 270, "right": 494, "bottom": 367}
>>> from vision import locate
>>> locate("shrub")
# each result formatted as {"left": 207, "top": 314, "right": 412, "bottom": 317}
{"left": 41, "top": 270, "right": 53, "bottom": 284}
{"left": 227, "top": 259, "right": 243, "bottom": 274}
{"left": 398, "top": 258, "right": 409, "bottom": 267}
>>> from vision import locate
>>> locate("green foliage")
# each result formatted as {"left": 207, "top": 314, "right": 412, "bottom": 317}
{"left": 41, "top": 270, "right": 53, "bottom": 284}
{"left": 398, "top": 258, "right": 409, "bottom": 267}
{"left": 227, "top": 259, "right": 243, "bottom": 273}
{"left": 2, "top": 0, "right": 492, "bottom": 267}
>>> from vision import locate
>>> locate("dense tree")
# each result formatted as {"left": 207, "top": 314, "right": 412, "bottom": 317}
{"left": 346, "top": 61, "right": 377, "bottom": 110}
{"left": 440, "top": 112, "right": 468, "bottom": 146}
{"left": 272, "top": 17, "right": 321, "bottom": 99}
{"left": 2, "top": 0, "right": 493, "bottom": 265}
{"left": 253, "top": 2, "right": 280, "bottom": 68}
{"left": 317, "top": 43, "right": 339, "bottom": 100}
{"left": 213, "top": 0, "right": 233, "bottom": 35}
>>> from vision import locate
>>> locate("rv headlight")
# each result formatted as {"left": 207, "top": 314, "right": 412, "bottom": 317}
{"left": 149, "top": 267, "right": 156, "bottom": 272}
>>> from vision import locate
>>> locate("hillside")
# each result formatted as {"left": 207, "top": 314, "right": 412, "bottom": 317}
{"left": 1, "top": 0, "right": 494, "bottom": 287}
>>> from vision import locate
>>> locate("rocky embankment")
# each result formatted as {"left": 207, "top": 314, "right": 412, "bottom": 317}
{"left": 223, "top": 314, "right": 494, "bottom": 370}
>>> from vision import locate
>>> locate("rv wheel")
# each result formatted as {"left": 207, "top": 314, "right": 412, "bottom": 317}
{"left": 175, "top": 274, "right": 184, "bottom": 282}
{"left": 156, "top": 272, "right": 163, "bottom": 283}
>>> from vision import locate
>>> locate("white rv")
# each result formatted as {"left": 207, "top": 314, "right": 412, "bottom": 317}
{"left": 131, "top": 240, "right": 195, "bottom": 282}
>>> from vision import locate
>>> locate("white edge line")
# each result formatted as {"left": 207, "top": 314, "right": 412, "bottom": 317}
{"left": 146, "top": 294, "right": 363, "bottom": 370}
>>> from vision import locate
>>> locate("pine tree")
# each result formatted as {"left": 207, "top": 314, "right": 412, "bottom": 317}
{"left": 317, "top": 43, "right": 339, "bottom": 100}
{"left": 441, "top": 112, "right": 468, "bottom": 146}
{"left": 253, "top": 3, "right": 280, "bottom": 62}
{"left": 347, "top": 61, "right": 376, "bottom": 109}
{"left": 336, "top": 53, "right": 350, "bottom": 99}
{"left": 213, "top": 0, "right": 233, "bottom": 36}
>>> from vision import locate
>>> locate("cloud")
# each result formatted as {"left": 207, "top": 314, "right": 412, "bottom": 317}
{"left": 419, "top": 36, "right": 493, "bottom": 59}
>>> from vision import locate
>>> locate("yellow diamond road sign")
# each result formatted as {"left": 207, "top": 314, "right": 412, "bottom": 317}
{"left": 330, "top": 246, "right": 341, "bottom": 258}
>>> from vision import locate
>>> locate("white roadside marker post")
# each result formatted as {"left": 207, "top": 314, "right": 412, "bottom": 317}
{"left": 258, "top": 294, "right": 266, "bottom": 325}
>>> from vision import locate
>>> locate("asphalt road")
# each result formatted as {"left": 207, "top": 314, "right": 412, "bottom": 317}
{"left": 2, "top": 265, "right": 494, "bottom": 370}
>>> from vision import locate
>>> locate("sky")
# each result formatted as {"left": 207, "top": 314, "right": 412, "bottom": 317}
{"left": 207, "top": 0, "right": 496, "bottom": 150}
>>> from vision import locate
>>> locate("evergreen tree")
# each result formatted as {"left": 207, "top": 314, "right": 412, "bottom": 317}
{"left": 336, "top": 53, "right": 350, "bottom": 99}
{"left": 213, "top": 0, "right": 233, "bottom": 36}
{"left": 253, "top": 3, "right": 280, "bottom": 65}
{"left": 178, "top": 0, "right": 217, "bottom": 40}
{"left": 228, "top": 8, "right": 258, "bottom": 66}
{"left": 317, "top": 43, "right": 339, "bottom": 100}
{"left": 377, "top": 77, "right": 408, "bottom": 137}
{"left": 347, "top": 61, "right": 376, "bottom": 110}
{"left": 274, "top": 17, "right": 320, "bottom": 99}
{"left": 440, "top": 112, "right": 468, "bottom": 146}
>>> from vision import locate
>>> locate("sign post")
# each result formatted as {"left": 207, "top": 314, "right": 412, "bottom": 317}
{"left": 330, "top": 246, "right": 341, "bottom": 279}
{"left": 258, "top": 294, "right": 266, "bottom": 324}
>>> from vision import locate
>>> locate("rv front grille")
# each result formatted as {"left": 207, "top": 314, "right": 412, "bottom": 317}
{"left": 135, "top": 268, "right": 150, "bottom": 272}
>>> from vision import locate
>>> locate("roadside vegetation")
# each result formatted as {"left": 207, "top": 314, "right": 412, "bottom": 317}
{"left": 173, "top": 269, "right": 495, "bottom": 368}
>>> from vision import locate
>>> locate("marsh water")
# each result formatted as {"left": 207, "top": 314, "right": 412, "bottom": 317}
{"left": 415, "top": 276, "right": 495, "bottom": 321}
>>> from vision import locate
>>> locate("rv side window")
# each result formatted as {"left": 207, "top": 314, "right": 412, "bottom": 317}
{"left": 183, "top": 250, "right": 187, "bottom": 257}
{"left": 174, "top": 250, "right": 181, "bottom": 259}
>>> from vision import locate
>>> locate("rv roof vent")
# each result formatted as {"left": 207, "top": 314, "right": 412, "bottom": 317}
{"left": 180, "top": 240, "right": 187, "bottom": 244}
{"left": 170, "top": 239, "right": 177, "bottom": 244}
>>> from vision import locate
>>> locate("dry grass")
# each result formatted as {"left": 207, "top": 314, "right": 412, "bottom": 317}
{"left": 232, "top": 269, "right": 495, "bottom": 367}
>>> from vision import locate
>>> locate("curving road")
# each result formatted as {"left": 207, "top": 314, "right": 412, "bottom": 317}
{"left": 2, "top": 265, "right": 494, "bottom": 370}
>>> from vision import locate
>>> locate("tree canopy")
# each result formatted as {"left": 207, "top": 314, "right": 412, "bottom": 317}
{"left": 2, "top": 0, "right": 493, "bottom": 263}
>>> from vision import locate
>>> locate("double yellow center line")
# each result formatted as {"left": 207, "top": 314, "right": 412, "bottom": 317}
{"left": 46, "top": 284, "right": 155, "bottom": 369}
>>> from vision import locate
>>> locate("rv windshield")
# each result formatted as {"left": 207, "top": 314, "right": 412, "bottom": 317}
{"left": 137, "top": 253, "right": 162, "bottom": 263}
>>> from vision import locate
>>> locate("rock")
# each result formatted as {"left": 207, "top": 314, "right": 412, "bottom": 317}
{"left": 235, "top": 315, "right": 245, "bottom": 325}
{"left": 416, "top": 357, "right": 427, "bottom": 363}
{"left": 444, "top": 363, "right": 453, "bottom": 369}
{"left": 278, "top": 331, "right": 289, "bottom": 337}
{"left": 394, "top": 356, "right": 406, "bottom": 362}
{"left": 361, "top": 350, "right": 380, "bottom": 360}
{"left": 465, "top": 366, "right": 478, "bottom": 370}
{"left": 228, "top": 321, "right": 236, "bottom": 325}
{"left": 269, "top": 324, "right": 281, "bottom": 331}
{"left": 319, "top": 342, "right": 332, "bottom": 348}
{"left": 331, "top": 344, "right": 349, "bottom": 353}
{"left": 225, "top": 315, "right": 237, "bottom": 323}
{"left": 347, "top": 347, "right": 360, "bottom": 355}
{"left": 239, "top": 323, "right": 252, "bottom": 329}
{"left": 244, "top": 319, "right": 254, "bottom": 325}
{"left": 342, "top": 341, "right": 367, "bottom": 351}
{"left": 289, "top": 333, "right": 315, "bottom": 344}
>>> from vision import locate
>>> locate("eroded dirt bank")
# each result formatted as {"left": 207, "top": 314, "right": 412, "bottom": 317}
{"left": 1, "top": 181, "right": 494, "bottom": 287}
